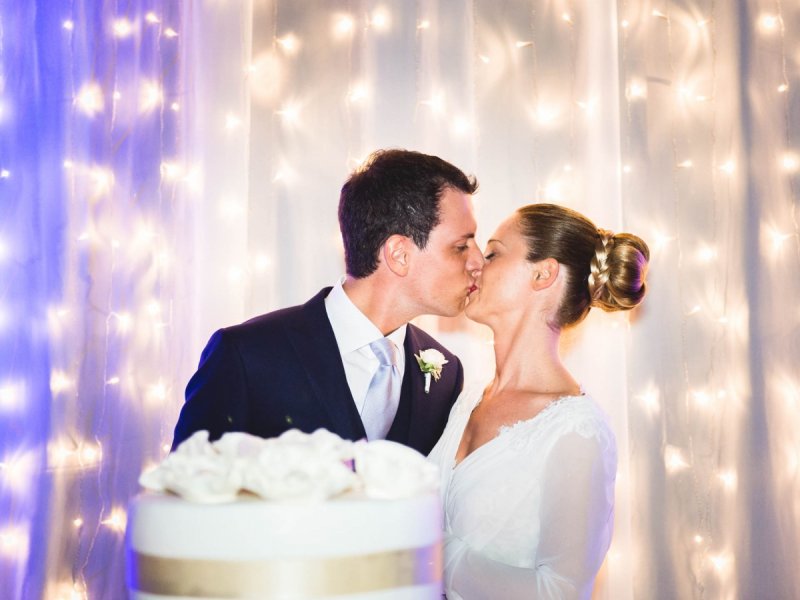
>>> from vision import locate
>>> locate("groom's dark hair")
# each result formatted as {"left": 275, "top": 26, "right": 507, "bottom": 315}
{"left": 338, "top": 149, "right": 478, "bottom": 278}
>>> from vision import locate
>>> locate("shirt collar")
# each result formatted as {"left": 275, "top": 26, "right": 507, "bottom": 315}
{"left": 325, "top": 277, "right": 407, "bottom": 355}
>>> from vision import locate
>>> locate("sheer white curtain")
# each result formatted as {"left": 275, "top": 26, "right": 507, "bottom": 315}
{"left": 2, "top": 0, "right": 798, "bottom": 598}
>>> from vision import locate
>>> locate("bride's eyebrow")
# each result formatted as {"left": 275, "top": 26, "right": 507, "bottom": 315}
{"left": 486, "top": 238, "right": 506, "bottom": 246}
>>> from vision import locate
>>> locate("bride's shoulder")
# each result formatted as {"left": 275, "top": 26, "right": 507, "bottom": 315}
{"left": 450, "top": 380, "right": 490, "bottom": 414}
{"left": 551, "top": 394, "right": 616, "bottom": 448}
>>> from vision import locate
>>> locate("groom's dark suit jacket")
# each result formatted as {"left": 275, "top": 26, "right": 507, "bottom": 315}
{"left": 172, "top": 288, "right": 464, "bottom": 455}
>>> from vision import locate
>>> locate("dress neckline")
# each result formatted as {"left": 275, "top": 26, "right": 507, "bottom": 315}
{"left": 452, "top": 389, "right": 585, "bottom": 471}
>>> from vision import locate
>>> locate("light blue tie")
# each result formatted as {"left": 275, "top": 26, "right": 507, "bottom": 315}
{"left": 362, "top": 338, "right": 401, "bottom": 441}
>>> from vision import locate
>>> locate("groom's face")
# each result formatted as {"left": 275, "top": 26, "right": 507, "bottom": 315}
{"left": 408, "top": 187, "right": 482, "bottom": 317}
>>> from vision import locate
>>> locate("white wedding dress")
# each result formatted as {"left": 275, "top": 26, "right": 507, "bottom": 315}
{"left": 428, "top": 382, "right": 617, "bottom": 600}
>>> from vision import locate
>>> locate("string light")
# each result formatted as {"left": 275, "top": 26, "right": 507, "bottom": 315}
{"left": 370, "top": 8, "right": 390, "bottom": 31}
{"left": 101, "top": 508, "right": 127, "bottom": 532}
{"left": 139, "top": 81, "right": 163, "bottom": 112}
{"left": 677, "top": 159, "right": 693, "bottom": 168}
{"left": 417, "top": 20, "right": 430, "bottom": 30}
{"left": 757, "top": 14, "right": 780, "bottom": 33}
{"left": 112, "top": 18, "right": 134, "bottom": 38}
{"left": 332, "top": 14, "right": 355, "bottom": 38}
{"left": 276, "top": 33, "right": 299, "bottom": 55}
{"left": 637, "top": 386, "right": 661, "bottom": 416}
{"left": 718, "top": 160, "right": 735, "bottom": 174}
{"left": 0, "top": 168, "right": 10, "bottom": 178}
{"left": 780, "top": 152, "right": 798, "bottom": 172}
{"left": 0, "top": 382, "right": 23, "bottom": 411}
{"left": 50, "top": 370, "right": 72, "bottom": 394}
{"left": 63, "top": 20, "right": 74, "bottom": 31}
{"left": 163, "top": 27, "right": 178, "bottom": 38}
{"left": 224, "top": 113, "right": 242, "bottom": 131}
{"left": 276, "top": 103, "right": 301, "bottom": 125}
{"left": 145, "top": 12, "right": 160, "bottom": 24}
{"left": 75, "top": 83, "right": 104, "bottom": 115}
{"left": 347, "top": 83, "right": 369, "bottom": 104}
{"left": 420, "top": 93, "right": 445, "bottom": 114}
{"left": 664, "top": 446, "right": 690, "bottom": 473}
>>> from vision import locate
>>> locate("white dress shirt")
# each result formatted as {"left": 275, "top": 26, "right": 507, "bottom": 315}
{"left": 324, "top": 278, "right": 407, "bottom": 418}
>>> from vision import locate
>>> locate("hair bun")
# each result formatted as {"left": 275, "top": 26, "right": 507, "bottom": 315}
{"left": 589, "top": 231, "right": 649, "bottom": 312}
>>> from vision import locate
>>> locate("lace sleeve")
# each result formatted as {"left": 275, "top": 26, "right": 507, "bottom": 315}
{"left": 445, "top": 430, "right": 616, "bottom": 599}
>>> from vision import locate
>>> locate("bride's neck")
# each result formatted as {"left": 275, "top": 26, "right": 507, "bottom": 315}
{"left": 489, "top": 317, "right": 572, "bottom": 394}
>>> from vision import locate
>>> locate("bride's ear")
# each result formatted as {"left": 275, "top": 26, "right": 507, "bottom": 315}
{"left": 531, "top": 258, "right": 559, "bottom": 290}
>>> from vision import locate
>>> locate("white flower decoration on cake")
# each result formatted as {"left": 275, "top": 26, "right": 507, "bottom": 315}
{"left": 353, "top": 439, "right": 440, "bottom": 499}
{"left": 140, "top": 429, "right": 438, "bottom": 503}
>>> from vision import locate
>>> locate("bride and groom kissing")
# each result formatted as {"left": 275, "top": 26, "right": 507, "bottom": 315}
{"left": 172, "top": 149, "right": 650, "bottom": 599}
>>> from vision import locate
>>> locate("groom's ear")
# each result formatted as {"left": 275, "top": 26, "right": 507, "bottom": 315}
{"left": 383, "top": 234, "right": 411, "bottom": 276}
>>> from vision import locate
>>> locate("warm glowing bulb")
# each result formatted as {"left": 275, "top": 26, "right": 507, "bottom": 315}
{"left": 562, "top": 12, "right": 573, "bottom": 24}
{"left": 420, "top": 93, "right": 445, "bottom": 114}
{"left": 719, "top": 160, "right": 735, "bottom": 173}
{"left": 50, "top": 370, "right": 72, "bottom": 394}
{"left": 73, "top": 518, "right": 84, "bottom": 528}
{"left": 758, "top": 14, "right": 780, "bottom": 33}
{"left": 164, "top": 27, "right": 178, "bottom": 38}
{"left": 371, "top": 8, "right": 390, "bottom": 31}
{"left": 638, "top": 388, "right": 660, "bottom": 414}
{"left": 0, "top": 169, "right": 9, "bottom": 179}
{"left": 417, "top": 20, "right": 430, "bottom": 29}
{"left": 115, "top": 311, "right": 133, "bottom": 333}
{"left": 90, "top": 167, "right": 114, "bottom": 196}
{"left": 276, "top": 103, "right": 301, "bottom": 124}
{"left": 113, "top": 18, "right": 134, "bottom": 38}
{"left": 709, "top": 552, "right": 732, "bottom": 574}
{"left": 140, "top": 81, "right": 163, "bottom": 112}
{"left": 695, "top": 243, "right": 718, "bottom": 263}
{"left": 145, "top": 12, "right": 160, "bottom": 24}
{"left": 696, "top": 19, "right": 709, "bottom": 28}
{"left": 515, "top": 40, "right": 533, "bottom": 48}
{"left": 717, "top": 469, "right": 737, "bottom": 490}
{"left": 664, "top": 446, "right": 689, "bottom": 472}
{"left": 101, "top": 509, "right": 127, "bottom": 532}
{"left": 479, "top": 55, "right": 490, "bottom": 64}
{"left": 160, "top": 161, "right": 184, "bottom": 180}
{"left": 628, "top": 81, "right": 647, "bottom": 99}
{"left": 333, "top": 14, "right": 355, "bottom": 38}
{"left": 694, "top": 534, "right": 704, "bottom": 544}
{"left": 76, "top": 83, "right": 104, "bottom": 115}
{"left": 677, "top": 159, "right": 693, "bottom": 168}
{"left": 533, "top": 105, "right": 560, "bottom": 127}
{"left": 347, "top": 83, "right": 369, "bottom": 103}
{"left": 170, "top": 102, "right": 180, "bottom": 112}
{"left": 79, "top": 444, "right": 102, "bottom": 466}
{"left": 224, "top": 113, "right": 242, "bottom": 131}
{"left": 63, "top": 20, "right": 74, "bottom": 31}
{"left": 452, "top": 116, "right": 471, "bottom": 136}
{"left": 253, "top": 254, "right": 272, "bottom": 273}
{"left": 691, "top": 389, "right": 713, "bottom": 409}
{"left": 622, "top": 164, "right": 632, "bottom": 173}
{"left": 781, "top": 153, "right": 799, "bottom": 172}
{"left": 778, "top": 83, "right": 789, "bottom": 93}
{"left": 620, "top": 19, "right": 630, "bottom": 28}
{"left": 652, "top": 10, "right": 668, "bottom": 19}
{"left": 276, "top": 33, "right": 299, "bottom": 54}
{"left": 106, "top": 376, "right": 120, "bottom": 385}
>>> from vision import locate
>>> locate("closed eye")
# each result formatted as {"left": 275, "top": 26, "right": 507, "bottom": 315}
{"left": 484, "top": 252, "right": 496, "bottom": 261}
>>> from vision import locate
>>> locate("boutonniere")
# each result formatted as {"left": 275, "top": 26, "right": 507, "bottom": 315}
{"left": 414, "top": 349, "right": 449, "bottom": 394}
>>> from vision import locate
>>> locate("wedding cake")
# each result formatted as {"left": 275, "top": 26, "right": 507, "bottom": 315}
{"left": 125, "top": 429, "right": 443, "bottom": 599}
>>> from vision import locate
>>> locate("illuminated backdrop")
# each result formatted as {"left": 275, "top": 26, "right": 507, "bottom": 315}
{"left": 1, "top": 0, "right": 798, "bottom": 598}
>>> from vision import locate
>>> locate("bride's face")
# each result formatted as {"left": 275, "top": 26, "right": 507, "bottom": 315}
{"left": 465, "top": 216, "right": 535, "bottom": 324}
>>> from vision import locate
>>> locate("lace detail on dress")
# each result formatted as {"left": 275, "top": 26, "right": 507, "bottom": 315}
{"left": 497, "top": 395, "right": 615, "bottom": 456}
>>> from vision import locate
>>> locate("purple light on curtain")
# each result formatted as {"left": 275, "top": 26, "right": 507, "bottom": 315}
{"left": 1, "top": 1, "right": 184, "bottom": 597}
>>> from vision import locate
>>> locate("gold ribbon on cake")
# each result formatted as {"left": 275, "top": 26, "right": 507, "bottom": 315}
{"left": 128, "top": 543, "right": 442, "bottom": 598}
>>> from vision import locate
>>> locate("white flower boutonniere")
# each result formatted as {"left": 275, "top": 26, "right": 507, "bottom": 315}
{"left": 414, "top": 349, "right": 449, "bottom": 394}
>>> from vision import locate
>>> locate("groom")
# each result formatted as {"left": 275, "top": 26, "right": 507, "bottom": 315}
{"left": 172, "top": 149, "right": 483, "bottom": 455}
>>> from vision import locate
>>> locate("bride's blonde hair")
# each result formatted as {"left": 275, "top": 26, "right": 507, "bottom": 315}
{"left": 517, "top": 203, "right": 650, "bottom": 328}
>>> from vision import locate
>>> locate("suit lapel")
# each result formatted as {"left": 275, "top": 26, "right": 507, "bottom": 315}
{"left": 388, "top": 326, "right": 430, "bottom": 449}
{"left": 284, "top": 288, "right": 366, "bottom": 441}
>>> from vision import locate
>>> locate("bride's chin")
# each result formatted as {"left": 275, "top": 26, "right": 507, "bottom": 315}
{"left": 464, "top": 301, "right": 485, "bottom": 324}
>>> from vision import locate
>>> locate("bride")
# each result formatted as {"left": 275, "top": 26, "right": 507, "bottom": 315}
{"left": 429, "top": 203, "right": 649, "bottom": 599}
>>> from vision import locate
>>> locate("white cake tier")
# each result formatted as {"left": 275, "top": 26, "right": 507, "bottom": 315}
{"left": 126, "top": 492, "right": 443, "bottom": 600}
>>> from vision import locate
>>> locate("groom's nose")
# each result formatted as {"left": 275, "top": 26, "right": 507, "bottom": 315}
{"left": 465, "top": 243, "right": 484, "bottom": 272}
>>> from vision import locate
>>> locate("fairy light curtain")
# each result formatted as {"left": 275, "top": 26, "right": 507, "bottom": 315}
{"left": 1, "top": 0, "right": 797, "bottom": 598}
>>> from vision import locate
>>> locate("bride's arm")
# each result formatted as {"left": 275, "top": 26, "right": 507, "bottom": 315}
{"left": 445, "top": 431, "right": 615, "bottom": 599}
